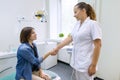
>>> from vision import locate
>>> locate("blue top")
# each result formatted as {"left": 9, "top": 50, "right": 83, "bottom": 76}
{"left": 15, "top": 43, "right": 43, "bottom": 80}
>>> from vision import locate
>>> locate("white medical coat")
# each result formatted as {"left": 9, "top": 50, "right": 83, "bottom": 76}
{"left": 70, "top": 17, "right": 102, "bottom": 72}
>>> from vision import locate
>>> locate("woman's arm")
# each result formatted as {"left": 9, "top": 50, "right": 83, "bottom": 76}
{"left": 88, "top": 39, "right": 102, "bottom": 76}
{"left": 42, "top": 51, "right": 51, "bottom": 60}
{"left": 57, "top": 35, "right": 72, "bottom": 50}
{"left": 39, "top": 68, "right": 50, "bottom": 80}
{"left": 39, "top": 68, "right": 43, "bottom": 77}
{"left": 92, "top": 39, "right": 102, "bottom": 67}
{"left": 19, "top": 48, "right": 41, "bottom": 65}
{"left": 51, "top": 35, "right": 73, "bottom": 55}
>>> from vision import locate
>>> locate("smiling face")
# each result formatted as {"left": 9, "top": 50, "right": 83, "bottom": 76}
{"left": 73, "top": 6, "right": 86, "bottom": 21}
{"left": 29, "top": 29, "right": 37, "bottom": 42}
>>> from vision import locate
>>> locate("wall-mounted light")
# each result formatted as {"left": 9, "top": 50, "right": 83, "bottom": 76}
{"left": 35, "top": 10, "right": 44, "bottom": 19}
{"left": 35, "top": 10, "right": 47, "bottom": 22}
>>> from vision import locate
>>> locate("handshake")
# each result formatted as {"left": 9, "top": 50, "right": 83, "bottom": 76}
{"left": 42, "top": 47, "right": 59, "bottom": 60}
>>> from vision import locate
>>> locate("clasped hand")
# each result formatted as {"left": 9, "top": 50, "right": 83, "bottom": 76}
{"left": 49, "top": 48, "right": 59, "bottom": 55}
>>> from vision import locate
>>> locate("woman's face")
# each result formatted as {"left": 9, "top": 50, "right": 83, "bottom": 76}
{"left": 29, "top": 29, "right": 37, "bottom": 41}
{"left": 74, "top": 6, "right": 84, "bottom": 21}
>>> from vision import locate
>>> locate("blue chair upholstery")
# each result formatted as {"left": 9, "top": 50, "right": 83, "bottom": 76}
{"left": 0, "top": 72, "right": 15, "bottom": 80}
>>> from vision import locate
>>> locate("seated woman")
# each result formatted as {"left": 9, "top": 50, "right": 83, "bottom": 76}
{"left": 15, "top": 27, "right": 52, "bottom": 80}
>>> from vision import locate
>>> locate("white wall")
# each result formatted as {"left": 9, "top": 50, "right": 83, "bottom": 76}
{"left": 0, "top": 0, "right": 49, "bottom": 51}
{"left": 97, "top": 0, "right": 120, "bottom": 80}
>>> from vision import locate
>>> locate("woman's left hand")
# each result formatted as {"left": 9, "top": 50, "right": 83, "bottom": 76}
{"left": 88, "top": 64, "right": 96, "bottom": 76}
{"left": 40, "top": 73, "right": 50, "bottom": 80}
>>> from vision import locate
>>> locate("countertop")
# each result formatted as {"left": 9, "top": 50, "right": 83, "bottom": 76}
{"left": 0, "top": 52, "right": 16, "bottom": 59}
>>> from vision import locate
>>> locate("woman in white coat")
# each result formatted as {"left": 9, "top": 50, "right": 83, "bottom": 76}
{"left": 51, "top": 2, "right": 102, "bottom": 80}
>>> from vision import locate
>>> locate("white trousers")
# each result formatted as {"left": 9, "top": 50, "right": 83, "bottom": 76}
{"left": 71, "top": 69, "right": 94, "bottom": 80}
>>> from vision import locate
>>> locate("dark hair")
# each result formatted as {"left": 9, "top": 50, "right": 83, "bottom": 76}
{"left": 75, "top": 2, "right": 96, "bottom": 20}
{"left": 20, "top": 27, "right": 34, "bottom": 43}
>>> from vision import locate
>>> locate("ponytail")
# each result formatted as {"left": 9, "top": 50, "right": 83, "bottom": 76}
{"left": 87, "top": 4, "right": 96, "bottom": 20}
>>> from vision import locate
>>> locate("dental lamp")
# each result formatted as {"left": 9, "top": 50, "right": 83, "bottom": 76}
{"left": 35, "top": 10, "right": 47, "bottom": 22}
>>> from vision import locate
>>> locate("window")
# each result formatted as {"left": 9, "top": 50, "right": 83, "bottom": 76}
{"left": 59, "top": 0, "right": 78, "bottom": 37}
{"left": 49, "top": 0, "right": 78, "bottom": 39}
{"left": 49, "top": 0, "right": 98, "bottom": 39}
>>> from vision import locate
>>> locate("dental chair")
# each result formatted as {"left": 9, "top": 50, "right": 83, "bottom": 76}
{"left": 0, "top": 70, "right": 61, "bottom": 80}
{"left": 0, "top": 52, "right": 61, "bottom": 80}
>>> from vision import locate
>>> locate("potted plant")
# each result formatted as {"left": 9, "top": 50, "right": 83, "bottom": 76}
{"left": 59, "top": 33, "right": 64, "bottom": 38}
